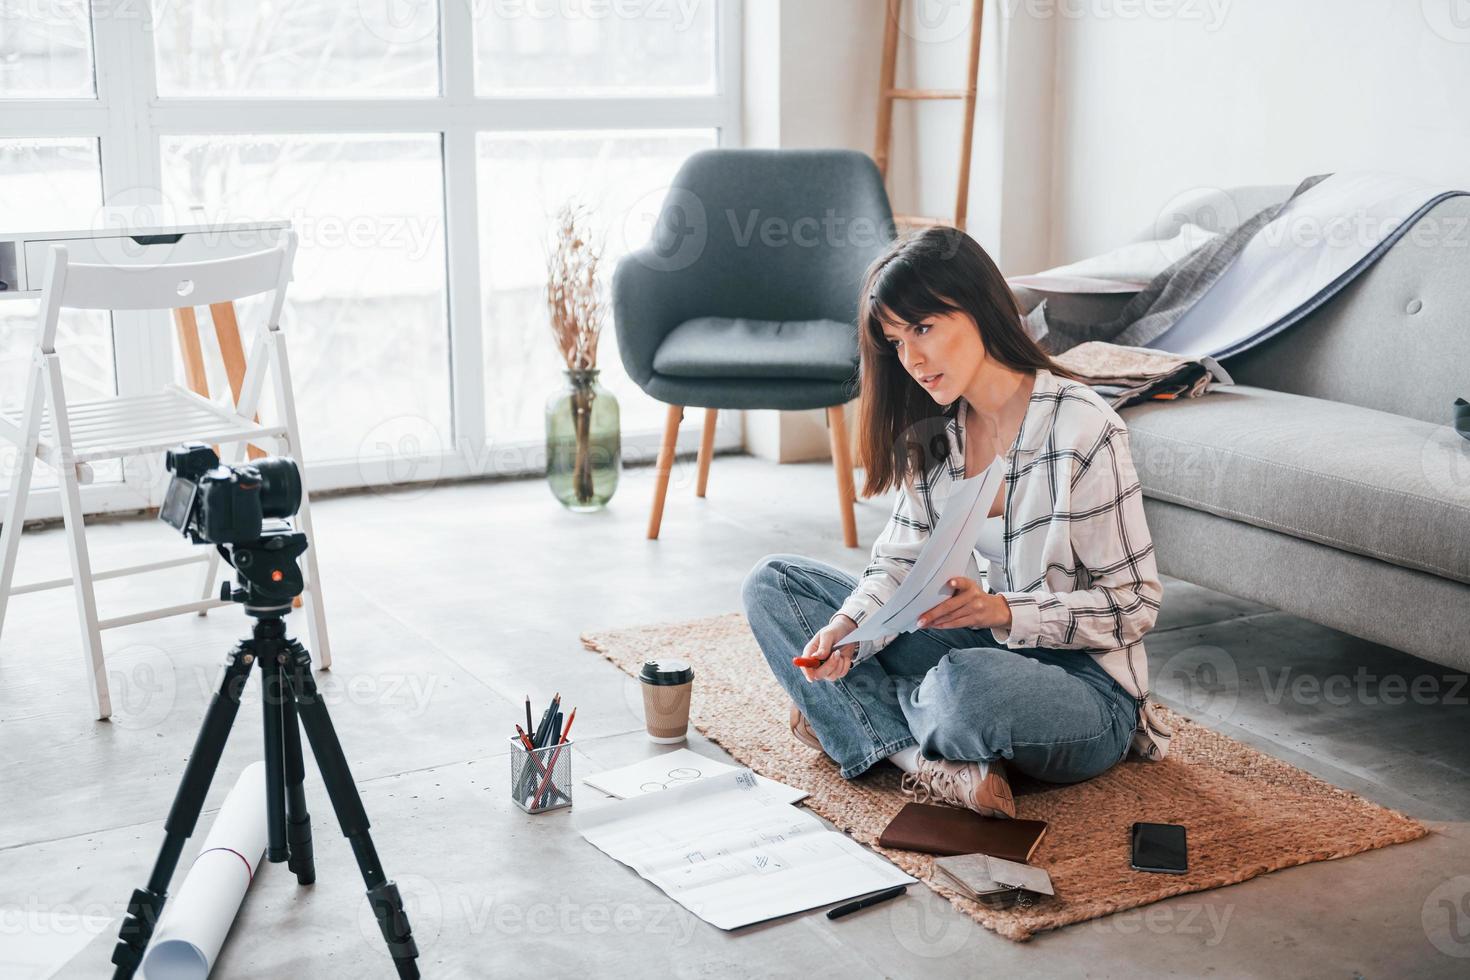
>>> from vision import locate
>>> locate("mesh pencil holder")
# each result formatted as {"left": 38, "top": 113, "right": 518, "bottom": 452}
{"left": 510, "top": 735, "right": 573, "bottom": 814}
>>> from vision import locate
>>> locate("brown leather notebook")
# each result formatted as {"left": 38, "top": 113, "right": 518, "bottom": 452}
{"left": 878, "top": 803, "right": 1048, "bottom": 861}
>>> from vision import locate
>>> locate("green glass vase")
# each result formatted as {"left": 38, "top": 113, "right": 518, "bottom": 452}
{"left": 546, "top": 369, "right": 620, "bottom": 511}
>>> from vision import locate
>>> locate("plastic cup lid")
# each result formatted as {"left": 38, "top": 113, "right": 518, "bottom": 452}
{"left": 639, "top": 658, "right": 693, "bottom": 686}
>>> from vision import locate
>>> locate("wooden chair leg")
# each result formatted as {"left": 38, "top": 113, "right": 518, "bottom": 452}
{"left": 827, "top": 405, "right": 859, "bottom": 548}
{"left": 648, "top": 404, "right": 683, "bottom": 540}
{"left": 208, "top": 300, "right": 266, "bottom": 460}
{"left": 173, "top": 307, "right": 209, "bottom": 396}
{"left": 696, "top": 408, "right": 717, "bottom": 498}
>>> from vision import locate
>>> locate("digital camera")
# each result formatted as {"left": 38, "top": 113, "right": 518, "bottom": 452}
{"left": 159, "top": 443, "right": 302, "bottom": 545}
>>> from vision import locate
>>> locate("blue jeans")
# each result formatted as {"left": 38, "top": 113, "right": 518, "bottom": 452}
{"left": 741, "top": 554, "right": 1139, "bottom": 782}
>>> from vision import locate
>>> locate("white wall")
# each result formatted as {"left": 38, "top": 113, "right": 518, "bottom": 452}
{"left": 739, "top": 0, "right": 1054, "bottom": 461}
{"left": 741, "top": 0, "right": 1470, "bottom": 462}
{"left": 741, "top": 0, "right": 884, "bottom": 462}
{"left": 1046, "top": 0, "right": 1470, "bottom": 263}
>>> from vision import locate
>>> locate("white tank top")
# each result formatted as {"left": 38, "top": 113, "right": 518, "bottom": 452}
{"left": 976, "top": 514, "right": 1005, "bottom": 564}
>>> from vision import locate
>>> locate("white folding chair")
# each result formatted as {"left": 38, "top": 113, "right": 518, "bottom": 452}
{"left": 0, "top": 232, "right": 332, "bottom": 719}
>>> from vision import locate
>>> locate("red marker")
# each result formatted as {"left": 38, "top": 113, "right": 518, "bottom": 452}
{"left": 792, "top": 656, "right": 823, "bottom": 668}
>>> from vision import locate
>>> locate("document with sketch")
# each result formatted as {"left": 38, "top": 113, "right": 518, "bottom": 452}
{"left": 575, "top": 769, "right": 914, "bottom": 929}
{"left": 842, "top": 456, "right": 1006, "bottom": 646}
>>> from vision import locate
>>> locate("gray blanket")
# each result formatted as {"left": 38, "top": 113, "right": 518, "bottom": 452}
{"left": 1028, "top": 174, "right": 1330, "bottom": 354}
{"left": 1029, "top": 173, "right": 1470, "bottom": 435}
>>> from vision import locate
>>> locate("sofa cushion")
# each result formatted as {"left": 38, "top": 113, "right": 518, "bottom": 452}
{"left": 1121, "top": 385, "right": 1470, "bottom": 585}
{"left": 652, "top": 316, "right": 858, "bottom": 382}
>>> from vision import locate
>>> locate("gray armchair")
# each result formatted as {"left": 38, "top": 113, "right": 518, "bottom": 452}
{"left": 613, "top": 148, "right": 895, "bottom": 545}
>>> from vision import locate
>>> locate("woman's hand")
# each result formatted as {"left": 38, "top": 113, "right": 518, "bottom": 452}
{"left": 797, "top": 615, "right": 860, "bottom": 682}
{"left": 917, "top": 578, "right": 1013, "bottom": 631}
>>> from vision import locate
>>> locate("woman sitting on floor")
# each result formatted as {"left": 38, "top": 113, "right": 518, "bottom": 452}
{"left": 742, "top": 227, "right": 1171, "bottom": 818}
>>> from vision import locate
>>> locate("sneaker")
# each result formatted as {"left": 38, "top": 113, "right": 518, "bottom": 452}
{"left": 789, "top": 702, "right": 824, "bottom": 753}
{"left": 900, "top": 757, "right": 1015, "bottom": 819}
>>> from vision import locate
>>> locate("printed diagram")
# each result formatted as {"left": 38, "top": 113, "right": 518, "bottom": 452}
{"left": 581, "top": 750, "right": 807, "bottom": 805}
{"left": 639, "top": 766, "right": 704, "bottom": 794}
{"left": 578, "top": 770, "right": 916, "bottom": 930}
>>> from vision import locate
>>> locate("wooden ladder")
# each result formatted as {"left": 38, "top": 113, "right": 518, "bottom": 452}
{"left": 874, "top": 0, "right": 986, "bottom": 231}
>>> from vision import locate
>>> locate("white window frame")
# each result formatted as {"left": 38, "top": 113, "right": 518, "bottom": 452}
{"left": 1, "top": 0, "right": 743, "bottom": 521}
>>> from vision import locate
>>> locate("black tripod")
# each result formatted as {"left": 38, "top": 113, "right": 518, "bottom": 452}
{"left": 110, "top": 599, "right": 419, "bottom": 979}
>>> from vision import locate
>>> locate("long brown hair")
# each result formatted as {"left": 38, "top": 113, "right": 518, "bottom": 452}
{"left": 856, "top": 226, "right": 1081, "bottom": 497}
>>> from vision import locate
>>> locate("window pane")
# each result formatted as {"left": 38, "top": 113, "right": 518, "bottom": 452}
{"left": 0, "top": 138, "right": 113, "bottom": 491}
{"left": 160, "top": 135, "right": 450, "bottom": 465}
{"left": 477, "top": 129, "right": 715, "bottom": 441}
{"left": 0, "top": 0, "right": 95, "bottom": 98}
{"left": 474, "top": 0, "right": 717, "bottom": 95}
{"left": 152, "top": 1, "right": 440, "bottom": 97}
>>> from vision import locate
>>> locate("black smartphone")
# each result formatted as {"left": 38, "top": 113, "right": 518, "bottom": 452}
{"left": 1130, "top": 822, "right": 1188, "bottom": 874}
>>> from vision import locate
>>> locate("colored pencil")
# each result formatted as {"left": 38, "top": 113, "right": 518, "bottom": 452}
{"left": 532, "top": 708, "right": 576, "bottom": 808}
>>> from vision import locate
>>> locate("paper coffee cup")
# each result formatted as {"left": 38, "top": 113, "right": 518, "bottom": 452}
{"left": 639, "top": 658, "right": 694, "bottom": 744}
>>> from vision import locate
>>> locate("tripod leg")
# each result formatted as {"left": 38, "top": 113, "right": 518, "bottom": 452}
{"left": 111, "top": 642, "right": 254, "bottom": 980}
{"left": 261, "top": 658, "right": 289, "bottom": 864}
{"left": 280, "top": 682, "right": 316, "bottom": 884}
{"left": 282, "top": 640, "right": 420, "bottom": 980}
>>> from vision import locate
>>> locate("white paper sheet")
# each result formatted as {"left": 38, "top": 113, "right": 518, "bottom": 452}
{"left": 576, "top": 770, "right": 915, "bottom": 930}
{"left": 582, "top": 748, "right": 808, "bottom": 804}
{"left": 843, "top": 457, "right": 1007, "bottom": 646}
{"left": 0, "top": 911, "right": 113, "bottom": 979}
{"left": 141, "top": 763, "right": 267, "bottom": 980}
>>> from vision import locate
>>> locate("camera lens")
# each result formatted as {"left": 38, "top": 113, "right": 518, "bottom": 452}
{"left": 254, "top": 456, "right": 303, "bottom": 520}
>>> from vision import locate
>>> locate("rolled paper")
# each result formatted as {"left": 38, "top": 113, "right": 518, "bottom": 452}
{"left": 141, "top": 762, "right": 268, "bottom": 980}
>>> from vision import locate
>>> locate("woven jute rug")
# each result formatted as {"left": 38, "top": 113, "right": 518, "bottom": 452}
{"left": 581, "top": 612, "right": 1430, "bottom": 942}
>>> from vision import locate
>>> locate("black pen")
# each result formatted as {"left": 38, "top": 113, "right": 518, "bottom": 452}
{"left": 826, "top": 885, "right": 907, "bottom": 920}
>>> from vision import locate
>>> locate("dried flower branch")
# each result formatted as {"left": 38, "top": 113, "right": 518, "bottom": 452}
{"left": 546, "top": 202, "right": 605, "bottom": 374}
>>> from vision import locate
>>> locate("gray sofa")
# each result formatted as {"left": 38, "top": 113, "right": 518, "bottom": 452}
{"left": 1022, "top": 185, "right": 1470, "bottom": 672}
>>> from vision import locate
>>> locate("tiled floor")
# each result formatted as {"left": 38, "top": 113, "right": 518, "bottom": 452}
{"left": 1, "top": 455, "right": 1467, "bottom": 978}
